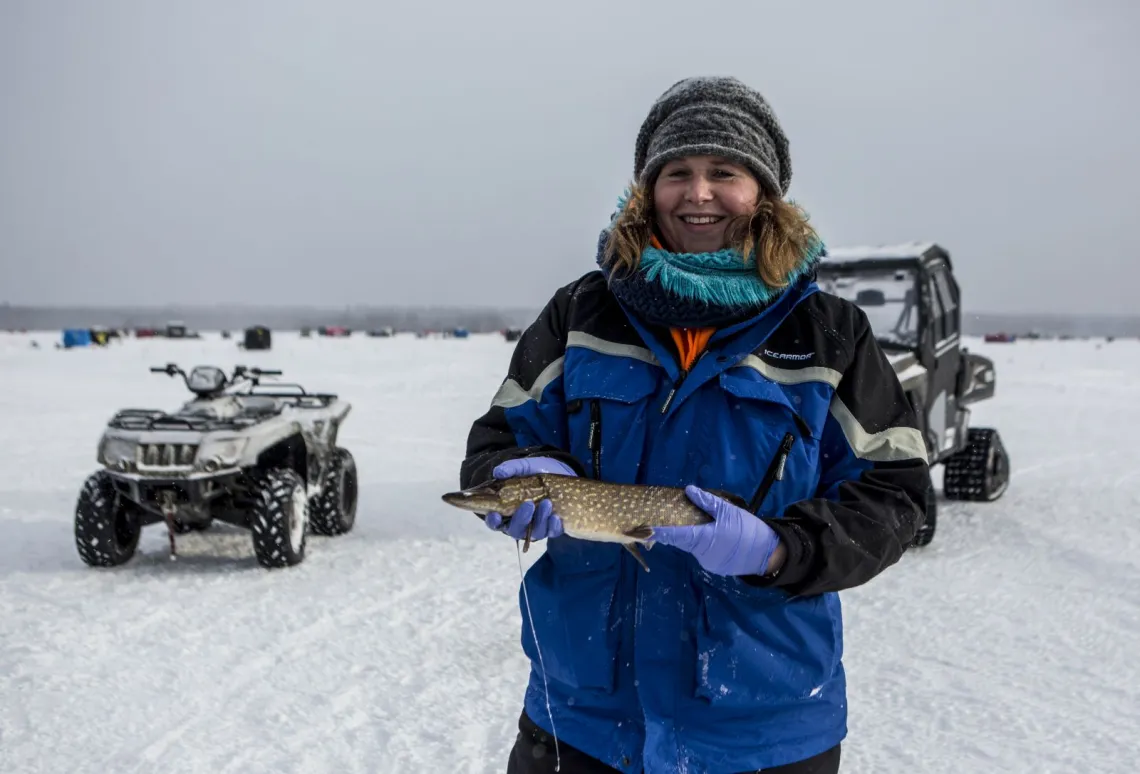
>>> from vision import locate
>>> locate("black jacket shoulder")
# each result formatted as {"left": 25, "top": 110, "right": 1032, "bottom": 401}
{"left": 545, "top": 270, "right": 648, "bottom": 350}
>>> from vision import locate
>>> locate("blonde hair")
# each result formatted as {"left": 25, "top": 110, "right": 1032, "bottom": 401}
{"left": 603, "top": 182, "right": 819, "bottom": 288}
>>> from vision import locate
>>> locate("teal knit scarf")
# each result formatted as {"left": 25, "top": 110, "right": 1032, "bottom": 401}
{"left": 606, "top": 189, "right": 825, "bottom": 313}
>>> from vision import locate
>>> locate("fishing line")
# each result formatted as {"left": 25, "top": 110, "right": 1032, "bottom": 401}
{"left": 517, "top": 541, "right": 561, "bottom": 772}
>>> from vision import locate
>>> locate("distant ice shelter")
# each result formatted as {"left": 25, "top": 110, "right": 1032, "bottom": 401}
{"left": 61, "top": 329, "right": 91, "bottom": 348}
{"left": 243, "top": 325, "right": 272, "bottom": 350}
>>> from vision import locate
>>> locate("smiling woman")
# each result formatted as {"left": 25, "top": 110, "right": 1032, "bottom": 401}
{"left": 654, "top": 155, "right": 761, "bottom": 253}
{"left": 459, "top": 75, "right": 932, "bottom": 774}
{"left": 603, "top": 161, "right": 819, "bottom": 312}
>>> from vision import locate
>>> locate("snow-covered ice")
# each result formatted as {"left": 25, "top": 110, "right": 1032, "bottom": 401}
{"left": 0, "top": 331, "right": 1137, "bottom": 773}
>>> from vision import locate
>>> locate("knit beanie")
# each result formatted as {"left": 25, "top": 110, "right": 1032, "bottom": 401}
{"left": 633, "top": 76, "right": 792, "bottom": 197}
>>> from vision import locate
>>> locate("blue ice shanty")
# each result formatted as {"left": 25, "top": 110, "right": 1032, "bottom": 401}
{"left": 62, "top": 329, "right": 92, "bottom": 348}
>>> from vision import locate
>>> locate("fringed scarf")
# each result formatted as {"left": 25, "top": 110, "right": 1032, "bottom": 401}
{"left": 595, "top": 194, "right": 826, "bottom": 328}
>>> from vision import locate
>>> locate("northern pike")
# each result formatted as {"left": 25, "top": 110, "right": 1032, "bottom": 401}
{"left": 441, "top": 473, "right": 735, "bottom": 571}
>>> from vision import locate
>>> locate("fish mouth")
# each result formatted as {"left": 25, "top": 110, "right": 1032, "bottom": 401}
{"left": 440, "top": 479, "right": 504, "bottom": 514}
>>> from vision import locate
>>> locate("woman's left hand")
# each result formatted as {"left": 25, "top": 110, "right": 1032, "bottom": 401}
{"left": 651, "top": 485, "right": 782, "bottom": 577}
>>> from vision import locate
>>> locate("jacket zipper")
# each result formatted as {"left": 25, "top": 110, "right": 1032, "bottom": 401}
{"left": 748, "top": 432, "right": 796, "bottom": 513}
{"left": 660, "top": 378, "right": 682, "bottom": 415}
{"left": 660, "top": 352, "right": 707, "bottom": 414}
{"left": 588, "top": 400, "right": 602, "bottom": 479}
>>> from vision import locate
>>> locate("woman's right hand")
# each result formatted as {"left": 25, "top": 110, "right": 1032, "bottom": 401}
{"left": 484, "top": 456, "right": 576, "bottom": 541}
{"left": 485, "top": 498, "right": 563, "bottom": 541}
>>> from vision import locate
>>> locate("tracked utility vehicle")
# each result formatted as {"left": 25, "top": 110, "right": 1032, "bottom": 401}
{"left": 817, "top": 242, "right": 1011, "bottom": 546}
{"left": 75, "top": 364, "right": 358, "bottom": 568}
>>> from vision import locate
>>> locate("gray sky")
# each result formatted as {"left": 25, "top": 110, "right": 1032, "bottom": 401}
{"left": 1, "top": 0, "right": 1137, "bottom": 314}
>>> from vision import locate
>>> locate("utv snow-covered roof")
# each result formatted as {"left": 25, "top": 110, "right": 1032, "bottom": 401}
{"left": 821, "top": 242, "right": 952, "bottom": 271}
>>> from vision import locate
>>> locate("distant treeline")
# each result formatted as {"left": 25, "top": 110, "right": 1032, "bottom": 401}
{"left": 957, "top": 312, "right": 1140, "bottom": 339}
{"left": 0, "top": 304, "right": 542, "bottom": 334}
{"left": 2, "top": 304, "right": 1140, "bottom": 338}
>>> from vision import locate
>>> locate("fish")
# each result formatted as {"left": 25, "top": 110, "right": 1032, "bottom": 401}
{"left": 441, "top": 473, "right": 742, "bottom": 571}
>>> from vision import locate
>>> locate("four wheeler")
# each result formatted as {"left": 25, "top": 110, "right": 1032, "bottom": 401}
{"left": 816, "top": 242, "right": 1011, "bottom": 547}
{"left": 75, "top": 363, "right": 358, "bottom": 569}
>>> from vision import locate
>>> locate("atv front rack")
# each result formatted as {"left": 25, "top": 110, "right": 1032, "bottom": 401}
{"left": 108, "top": 394, "right": 341, "bottom": 432}
{"left": 108, "top": 409, "right": 224, "bottom": 432}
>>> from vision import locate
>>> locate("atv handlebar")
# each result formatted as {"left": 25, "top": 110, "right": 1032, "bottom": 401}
{"left": 150, "top": 363, "right": 183, "bottom": 376}
{"left": 149, "top": 363, "right": 285, "bottom": 395}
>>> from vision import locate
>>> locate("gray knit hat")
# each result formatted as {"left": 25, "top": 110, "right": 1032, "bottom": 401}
{"left": 633, "top": 76, "right": 791, "bottom": 196}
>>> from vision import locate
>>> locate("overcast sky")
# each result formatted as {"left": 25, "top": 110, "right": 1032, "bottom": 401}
{"left": 1, "top": 0, "right": 1137, "bottom": 314}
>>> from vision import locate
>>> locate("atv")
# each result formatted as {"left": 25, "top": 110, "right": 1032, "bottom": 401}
{"left": 816, "top": 242, "right": 1011, "bottom": 547}
{"left": 75, "top": 364, "right": 358, "bottom": 569}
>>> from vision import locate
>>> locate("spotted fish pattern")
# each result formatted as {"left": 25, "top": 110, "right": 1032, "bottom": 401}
{"left": 441, "top": 474, "right": 719, "bottom": 569}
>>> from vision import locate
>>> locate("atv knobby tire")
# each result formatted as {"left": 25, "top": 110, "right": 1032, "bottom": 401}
{"left": 943, "top": 427, "right": 1010, "bottom": 502}
{"left": 75, "top": 471, "right": 141, "bottom": 567}
{"left": 248, "top": 468, "right": 309, "bottom": 568}
{"left": 309, "top": 448, "right": 358, "bottom": 536}
{"left": 911, "top": 481, "right": 937, "bottom": 547}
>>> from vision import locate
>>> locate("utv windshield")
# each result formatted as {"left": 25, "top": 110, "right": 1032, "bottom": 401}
{"left": 816, "top": 268, "right": 919, "bottom": 349}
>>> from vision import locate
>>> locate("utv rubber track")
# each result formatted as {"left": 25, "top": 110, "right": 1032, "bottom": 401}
{"left": 943, "top": 428, "right": 1010, "bottom": 502}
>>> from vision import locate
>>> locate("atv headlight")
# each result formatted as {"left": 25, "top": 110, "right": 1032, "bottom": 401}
{"left": 196, "top": 438, "right": 248, "bottom": 470}
{"left": 99, "top": 437, "right": 136, "bottom": 467}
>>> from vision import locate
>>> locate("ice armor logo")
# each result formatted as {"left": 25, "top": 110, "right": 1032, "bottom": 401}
{"left": 763, "top": 349, "right": 814, "bottom": 361}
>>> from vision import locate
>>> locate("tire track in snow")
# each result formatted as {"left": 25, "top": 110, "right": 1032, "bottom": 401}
{"left": 123, "top": 564, "right": 442, "bottom": 771}
{"left": 116, "top": 539, "right": 531, "bottom": 774}
{"left": 1006, "top": 451, "right": 1099, "bottom": 480}
{"left": 1112, "top": 469, "right": 1140, "bottom": 490}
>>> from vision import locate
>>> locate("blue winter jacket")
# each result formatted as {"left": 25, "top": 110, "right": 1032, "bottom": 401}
{"left": 460, "top": 269, "right": 932, "bottom": 773}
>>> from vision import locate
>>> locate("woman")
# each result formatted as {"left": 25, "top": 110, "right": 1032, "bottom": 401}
{"left": 460, "top": 76, "right": 932, "bottom": 774}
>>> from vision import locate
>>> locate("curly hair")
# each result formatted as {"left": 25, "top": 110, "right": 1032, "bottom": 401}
{"left": 602, "top": 183, "right": 819, "bottom": 289}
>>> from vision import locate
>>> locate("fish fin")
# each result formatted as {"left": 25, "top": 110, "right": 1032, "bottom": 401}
{"left": 623, "top": 525, "right": 654, "bottom": 540}
{"left": 624, "top": 543, "right": 650, "bottom": 572}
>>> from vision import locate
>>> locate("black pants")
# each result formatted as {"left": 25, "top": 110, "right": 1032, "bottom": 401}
{"left": 506, "top": 711, "right": 841, "bottom": 774}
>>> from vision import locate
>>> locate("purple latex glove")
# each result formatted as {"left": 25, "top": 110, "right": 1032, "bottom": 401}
{"left": 650, "top": 485, "right": 780, "bottom": 577}
{"left": 483, "top": 456, "right": 576, "bottom": 541}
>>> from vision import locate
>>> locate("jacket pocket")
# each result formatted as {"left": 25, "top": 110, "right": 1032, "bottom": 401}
{"left": 717, "top": 371, "right": 822, "bottom": 511}
{"left": 519, "top": 543, "right": 624, "bottom": 693}
{"left": 719, "top": 371, "right": 817, "bottom": 439}
{"left": 564, "top": 355, "right": 659, "bottom": 484}
{"left": 692, "top": 571, "right": 842, "bottom": 707}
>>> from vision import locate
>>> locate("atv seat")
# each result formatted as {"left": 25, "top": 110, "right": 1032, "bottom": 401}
{"left": 240, "top": 397, "right": 281, "bottom": 417}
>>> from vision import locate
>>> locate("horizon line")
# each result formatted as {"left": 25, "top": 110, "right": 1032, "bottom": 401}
{"left": 1, "top": 301, "right": 1138, "bottom": 320}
